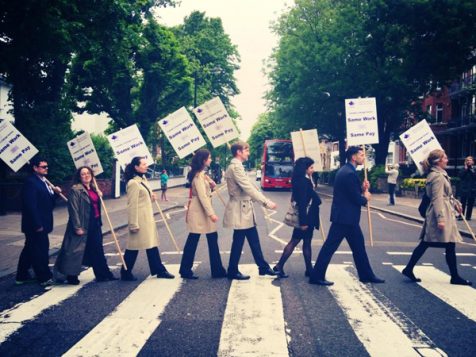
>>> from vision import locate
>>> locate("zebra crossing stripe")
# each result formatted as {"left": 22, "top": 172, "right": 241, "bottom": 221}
{"left": 394, "top": 265, "right": 476, "bottom": 322}
{"left": 217, "top": 265, "right": 288, "bottom": 357}
{"left": 63, "top": 265, "right": 182, "bottom": 357}
{"left": 329, "top": 265, "right": 446, "bottom": 357}
{"left": 0, "top": 268, "right": 96, "bottom": 344}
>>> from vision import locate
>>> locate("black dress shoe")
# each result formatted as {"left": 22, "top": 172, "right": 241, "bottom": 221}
{"left": 272, "top": 266, "right": 289, "bottom": 278}
{"left": 309, "top": 279, "right": 334, "bottom": 286}
{"left": 360, "top": 276, "right": 385, "bottom": 284}
{"left": 402, "top": 268, "right": 421, "bottom": 282}
{"left": 66, "top": 275, "right": 80, "bottom": 285}
{"left": 450, "top": 276, "right": 472, "bottom": 286}
{"left": 157, "top": 271, "right": 175, "bottom": 279}
{"left": 180, "top": 274, "right": 199, "bottom": 280}
{"left": 227, "top": 272, "right": 251, "bottom": 280}
{"left": 120, "top": 269, "right": 137, "bottom": 281}
{"left": 259, "top": 266, "right": 277, "bottom": 276}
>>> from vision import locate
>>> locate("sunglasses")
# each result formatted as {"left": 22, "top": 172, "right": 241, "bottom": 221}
{"left": 37, "top": 165, "right": 49, "bottom": 169}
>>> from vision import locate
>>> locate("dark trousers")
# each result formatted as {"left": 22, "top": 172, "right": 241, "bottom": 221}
{"left": 388, "top": 183, "right": 396, "bottom": 205}
{"left": 123, "top": 247, "right": 166, "bottom": 275}
{"left": 16, "top": 231, "right": 52, "bottom": 283}
{"left": 460, "top": 195, "right": 475, "bottom": 219}
{"left": 405, "top": 241, "right": 458, "bottom": 277}
{"left": 82, "top": 218, "right": 113, "bottom": 279}
{"left": 179, "top": 232, "right": 226, "bottom": 277}
{"left": 311, "top": 223, "right": 375, "bottom": 281}
{"left": 228, "top": 227, "right": 270, "bottom": 274}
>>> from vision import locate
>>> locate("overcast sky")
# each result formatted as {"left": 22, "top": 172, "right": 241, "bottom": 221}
{"left": 156, "top": 0, "right": 289, "bottom": 140}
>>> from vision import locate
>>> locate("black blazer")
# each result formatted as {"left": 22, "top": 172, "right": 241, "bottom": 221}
{"left": 292, "top": 176, "right": 321, "bottom": 229}
{"left": 21, "top": 174, "right": 56, "bottom": 234}
{"left": 330, "top": 163, "right": 367, "bottom": 226}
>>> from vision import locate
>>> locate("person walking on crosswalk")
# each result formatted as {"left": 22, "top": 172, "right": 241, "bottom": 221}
{"left": 179, "top": 149, "right": 227, "bottom": 279}
{"left": 223, "top": 141, "right": 277, "bottom": 280}
{"left": 120, "top": 157, "right": 174, "bottom": 281}
{"left": 402, "top": 149, "right": 472, "bottom": 285}
{"left": 309, "top": 146, "right": 384, "bottom": 286}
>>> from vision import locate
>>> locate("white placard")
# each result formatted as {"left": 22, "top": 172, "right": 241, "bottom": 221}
{"left": 107, "top": 124, "right": 154, "bottom": 169}
{"left": 158, "top": 107, "right": 206, "bottom": 159}
{"left": 345, "top": 97, "right": 379, "bottom": 145}
{"left": 0, "top": 120, "right": 39, "bottom": 172}
{"left": 399, "top": 120, "right": 442, "bottom": 174}
{"left": 67, "top": 132, "right": 104, "bottom": 176}
{"left": 192, "top": 97, "right": 239, "bottom": 148}
{"left": 291, "top": 129, "right": 323, "bottom": 171}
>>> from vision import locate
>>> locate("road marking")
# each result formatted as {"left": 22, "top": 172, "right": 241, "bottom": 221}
{"left": 375, "top": 212, "right": 422, "bottom": 228}
{"left": 382, "top": 262, "right": 393, "bottom": 265}
{"left": 64, "top": 265, "right": 183, "bottom": 357}
{"left": 454, "top": 253, "right": 476, "bottom": 257}
{"left": 394, "top": 265, "right": 476, "bottom": 322}
{"left": 218, "top": 265, "right": 288, "bottom": 357}
{"left": 387, "top": 251, "right": 412, "bottom": 256}
{"left": 422, "top": 263, "right": 433, "bottom": 266}
{"left": 329, "top": 265, "right": 446, "bottom": 357}
{"left": 459, "top": 263, "right": 471, "bottom": 267}
{"left": 0, "top": 269, "right": 95, "bottom": 344}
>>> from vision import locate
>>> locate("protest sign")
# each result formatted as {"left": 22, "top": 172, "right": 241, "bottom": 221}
{"left": 0, "top": 120, "right": 38, "bottom": 172}
{"left": 291, "top": 129, "right": 323, "bottom": 171}
{"left": 345, "top": 97, "right": 379, "bottom": 145}
{"left": 192, "top": 97, "right": 239, "bottom": 147}
{"left": 158, "top": 107, "right": 206, "bottom": 159}
{"left": 399, "top": 119, "right": 442, "bottom": 174}
{"left": 67, "top": 132, "right": 103, "bottom": 175}
{"left": 107, "top": 124, "right": 153, "bottom": 169}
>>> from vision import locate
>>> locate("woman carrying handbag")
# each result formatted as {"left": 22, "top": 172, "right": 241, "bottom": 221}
{"left": 275, "top": 157, "right": 321, "bottom": 278}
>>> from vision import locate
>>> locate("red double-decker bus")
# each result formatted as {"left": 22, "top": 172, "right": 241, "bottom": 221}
{"left": 260, "top": 139, "right": 294, "bottom": 190}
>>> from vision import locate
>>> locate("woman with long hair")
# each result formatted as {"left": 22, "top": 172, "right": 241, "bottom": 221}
{"left": 121, "top": 157, "right": 174, "bottom": 281}
{"left": 402, "top": 149, "right": 471, "bottom": 285}
{"left": 54, "top": 166, "right": 116, "bottom": 284}
{"left": 273, "top": 157, "right": 321, "bottom": 278}
{"left": 179, "top": 149, "right": 227, "bottom": 279}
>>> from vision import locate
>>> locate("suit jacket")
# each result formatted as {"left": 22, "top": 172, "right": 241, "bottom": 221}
{"left": 223, "top": 158, "right": 270, "bottom": 229}
{"left": 330, "top": 163, "right": 367, "bottom": 226}
{"left": 292, "top": 176, "right": 321, "bottom": 229}
{"left": 21, "top": 174, "right": 56, "bottom": 234}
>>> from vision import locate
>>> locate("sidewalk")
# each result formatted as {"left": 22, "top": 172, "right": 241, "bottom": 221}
{"left": 0, "top": 185, "right": 189, "bottom": 279}
{"left": 317, "top": 184, "right": 476, "bottom": 240}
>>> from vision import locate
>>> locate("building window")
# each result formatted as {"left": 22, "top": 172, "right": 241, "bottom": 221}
{"left": 426, "top": 104, "right": 432, "bottom": 115}
{"left": 435, "top": 103, "right": 443, "bottom": 123}
{"left": 472, "top": 95, "right": 476, "bottom": 116}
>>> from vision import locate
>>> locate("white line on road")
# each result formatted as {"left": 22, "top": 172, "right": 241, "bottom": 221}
{"left": 64, "top": 265, "right": 183, "bottom": 357}
{"left": 394, "top": 265, "right": 476, "bottom": 322}
{"left": 375, "top": 212, "right": 423, "bottom": 228}
{"left": 218, "top": 265, "right": 288, "bottom": 357}
{"left": 387, "top": 252, "right": 412, "bottom": 256}
{"left": 329, "top": 265, "right": 446, "bottom": 357}
{"left": 0, "top": 269, "right": 96, "bottom": 344}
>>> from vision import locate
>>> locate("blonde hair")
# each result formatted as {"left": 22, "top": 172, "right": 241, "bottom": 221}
{"left": 421, "top": 149, "right": 445, "bottom": 173}
{"left": 465, "top": 156, "right": 474, "bottom": 164}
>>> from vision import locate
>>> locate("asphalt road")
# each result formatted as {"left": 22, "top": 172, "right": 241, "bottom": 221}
{"left": 1, "top": 177, "right": 475, "bottom": 356}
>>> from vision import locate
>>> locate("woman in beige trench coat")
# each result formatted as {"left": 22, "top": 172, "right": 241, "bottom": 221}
{"left": 120, "top": 157, "right": 174, "bottom": 281}
{"left": 179, "top": 149, "right": 227, "bottom": 279}
{"left": 402, "top": 149, "right": 472, "bottom": 285}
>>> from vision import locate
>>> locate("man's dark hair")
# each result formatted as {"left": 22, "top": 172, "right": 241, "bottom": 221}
{"left": 30, "top": 155, "right": 47, "bottom": 169}
{"left": 230, "top": 141, "right": 250, "bottom": 157}
{"left": 345, "top": 146, "right": 363, "bottom": 162}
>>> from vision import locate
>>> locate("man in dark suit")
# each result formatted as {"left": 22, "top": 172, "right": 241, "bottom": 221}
{"left": 309, "top": 146, "right": 384, "bottom": 286}
{"left": 16, "top": 156, "right": 61, "bottom": 286}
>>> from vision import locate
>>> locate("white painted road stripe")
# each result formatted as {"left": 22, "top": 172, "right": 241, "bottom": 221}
{"left": 394, "top": 265, "right": 476, "bottom": 322}
{"left": 64, "top": 265, "right": 182, "bottom": 357}
{"left": 218, "top": 265, "right": 288, "bottom": 357}
{"left": 0, "top": 269, "right": 96, "bottom": 344}
{"left": 329, "top": 265, "right": 446, "bottom": 357}
{"left": 387, "top": 251, "right": 412, "bottom": 256}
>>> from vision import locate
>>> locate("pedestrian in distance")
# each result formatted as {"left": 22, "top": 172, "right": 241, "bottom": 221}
{"left": 309, "top": 146, "right": 385, "bottom": 286}
{"left": 457, "top": 156, "right": 476, "bottom": 221}
{"left": 179, "top": 149, "right": 227, "bottom": 279}
{"left": 160, "top": 169, "right": 169, "bottom": 201}
{"left": 402, "top": 149, "right": 472, "bottom": 285}
{"left": 120, "top": 157, "right": 174, "bottom": 281}
{"left": 224, "top": 141, "right": 278, "bottom": 280}
{"left": 54, "top": 166, "right": 117, "bottom": 285}
{"left": 385, "top": 163, "right": 399, "bottom": 206}
{"left": 273, "top": 157, "right": 322, "bottom": 278}
{"left": 16, "top": 156, "right": 62, "bottom": 286}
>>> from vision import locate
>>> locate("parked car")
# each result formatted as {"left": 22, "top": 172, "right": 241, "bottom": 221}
{"left": 256, "top": 169, "right": 262, "bottom": 181}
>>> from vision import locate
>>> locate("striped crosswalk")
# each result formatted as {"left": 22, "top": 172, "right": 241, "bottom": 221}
{"left": 0, "top": 263, "right": 475, "bottom": 356}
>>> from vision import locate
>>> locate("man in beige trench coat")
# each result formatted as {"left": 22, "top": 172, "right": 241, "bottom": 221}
{"left": 224, "top": 141, "right": 278, "bottom": 280}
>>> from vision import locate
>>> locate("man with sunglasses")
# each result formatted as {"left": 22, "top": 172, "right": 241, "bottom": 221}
{"left": 16, "top": 156, "right": 62, "bottom": 286}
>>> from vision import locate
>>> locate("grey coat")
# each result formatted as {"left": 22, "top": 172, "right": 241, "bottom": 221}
{"left": 54, "top": 184, "right": 96, "bottom": 276}
{"left": 223, "top": 158, "right": 271, "bottom": 229}
{"left": 423, "top": 167, "right": 462, "bottom": 243}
